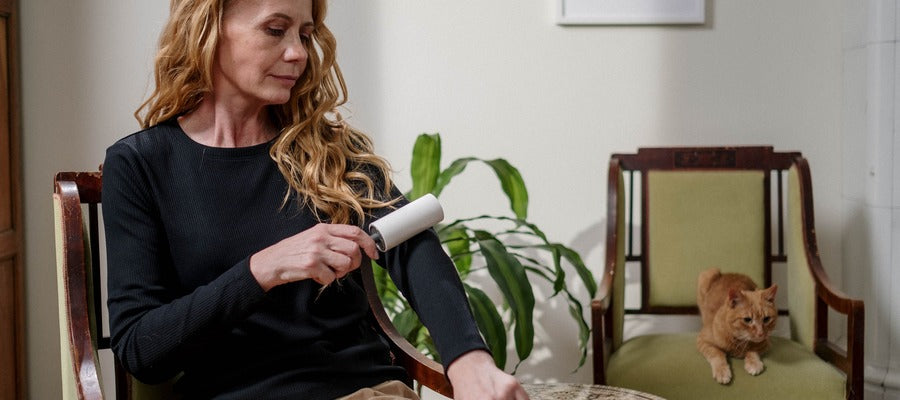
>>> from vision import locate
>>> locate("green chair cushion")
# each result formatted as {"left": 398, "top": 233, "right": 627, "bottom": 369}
{"left": 646, "top": 171, "right": 766, "bottom": 307}
{"left": 607, "top": 333, "right": 846, "bottom": 400}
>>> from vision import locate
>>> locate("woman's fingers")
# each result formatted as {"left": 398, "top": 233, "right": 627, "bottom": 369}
{"left": 311, "top": 261, "right": 338, "bottom": 286}
{"left": 446, "top": 350, "right": 531, "bottom": 400}
{"left": 251, "top": 223, "right": 380, "bottom": 290}
{"left": 324, "top": 236, "right": 360, "bottom": 274}
{"left": 323, "top": 224, "right": 379, "bottom": 260}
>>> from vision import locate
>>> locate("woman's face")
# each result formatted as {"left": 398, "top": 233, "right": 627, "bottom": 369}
{"left": 214, "top": 0, "right": 313, "bottom": 108}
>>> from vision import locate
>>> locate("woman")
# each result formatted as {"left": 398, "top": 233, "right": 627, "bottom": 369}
{"left": 102, "top": 0, "right": 529, "bottom": 399}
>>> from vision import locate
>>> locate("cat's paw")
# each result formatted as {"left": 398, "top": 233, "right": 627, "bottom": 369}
{"left": 744, "top": 357, "right": 764, "bottom": 375}
{"left": 712, "top": 364, "right": 732, "bottom": 384}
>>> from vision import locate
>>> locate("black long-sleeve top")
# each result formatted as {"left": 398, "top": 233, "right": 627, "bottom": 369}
{"left": 101, "top": 119, "right": 486, "bottom": 399}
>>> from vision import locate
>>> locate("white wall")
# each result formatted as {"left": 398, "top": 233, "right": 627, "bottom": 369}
{"left": 20, "top": 1, "right": 848, "bottom": 398}
{"left": 842, "top": 1, "right": 900, "bottom": 399}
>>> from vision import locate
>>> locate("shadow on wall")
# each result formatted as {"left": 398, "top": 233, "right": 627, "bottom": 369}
{"left": 841, "top": 202, "right": 885, "bottom": 386}
{"left": 516, "top": 219, "right": 605, "bottom": 383}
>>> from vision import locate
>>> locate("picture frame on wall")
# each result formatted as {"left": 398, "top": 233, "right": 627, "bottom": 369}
{"left": 557, "top": 0, "right": 706, "bottom": 26}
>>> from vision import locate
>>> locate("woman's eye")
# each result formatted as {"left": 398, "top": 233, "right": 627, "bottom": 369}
{"left": 266, "top": 27, "right": 286, "bottom": 37}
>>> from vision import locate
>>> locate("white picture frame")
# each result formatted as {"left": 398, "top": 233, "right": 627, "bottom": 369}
{"left": 557, "top": 0, "right": 706, "bottom": 26}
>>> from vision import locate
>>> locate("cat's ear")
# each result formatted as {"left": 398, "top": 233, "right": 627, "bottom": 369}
{"left": 728, "top": 289, "right": 742, "bottom": 308}
{"left": 763, "top": 285, "right": 778, "bottom": 303}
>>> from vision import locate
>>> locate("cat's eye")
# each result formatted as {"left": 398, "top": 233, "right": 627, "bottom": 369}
{"left": 743, "top": 317, "right": 752, "bottom": 323}
{"left": 763, "top": 316, "right": 771, "bottom": 323}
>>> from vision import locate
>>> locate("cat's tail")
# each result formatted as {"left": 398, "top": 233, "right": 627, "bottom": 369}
{"left": 697, "top": 267, "right": 721, "bottom": 305}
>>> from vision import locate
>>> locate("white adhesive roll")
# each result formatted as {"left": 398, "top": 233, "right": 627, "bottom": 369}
{"left": 369, "top": 193, "right": 444, "bottom": 252}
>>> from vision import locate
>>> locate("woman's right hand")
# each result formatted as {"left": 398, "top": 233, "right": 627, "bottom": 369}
{"left": 249, "top": 223, "right": 380, "bottom": 291}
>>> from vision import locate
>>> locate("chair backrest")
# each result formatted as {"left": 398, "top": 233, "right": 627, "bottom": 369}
{"left": 612, "top": 147, "right": 797, "bottom": 311}
{"left": 54, "top": 171, "right": 452, "bottom": 399}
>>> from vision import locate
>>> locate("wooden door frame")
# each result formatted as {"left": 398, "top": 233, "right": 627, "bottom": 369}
{"left": 0, "top": 0, "right": 24, "bottom": 398}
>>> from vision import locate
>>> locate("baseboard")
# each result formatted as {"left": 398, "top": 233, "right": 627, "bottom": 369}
{"left": 866, "top": 364, "right": 900, "bottom": 397}
{"left": 885, "top": 367, "right": 900, "bottom": 393}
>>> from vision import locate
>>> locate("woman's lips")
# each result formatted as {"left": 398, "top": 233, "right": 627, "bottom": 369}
{"left": 272, "top": 75, "right": 299, "bottom": 85}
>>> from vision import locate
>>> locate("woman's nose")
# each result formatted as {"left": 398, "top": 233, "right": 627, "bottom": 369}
{"left": 284, "top": 38, "right": 307, "bottom": 63}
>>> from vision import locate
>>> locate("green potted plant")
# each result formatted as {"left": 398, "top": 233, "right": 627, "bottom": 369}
{"left": 373, "top": 133, "right": 596, "bottom": 372}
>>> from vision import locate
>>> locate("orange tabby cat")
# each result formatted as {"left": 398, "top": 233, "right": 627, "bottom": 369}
{"left": 696, "top": 268, "right": 778, "bottom": 384}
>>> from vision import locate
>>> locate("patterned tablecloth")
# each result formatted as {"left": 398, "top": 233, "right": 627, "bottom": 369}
{"left": 522, "top": 383, "right": 665, "bottom": 400}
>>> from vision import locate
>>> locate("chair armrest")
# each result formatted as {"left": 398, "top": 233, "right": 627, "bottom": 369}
{"left": 812, "top": 269, "right": 864, "bottom": 391}
{"left": 360, "top": 264, "right": 453, "bottom": 398}
{"left": 592, "top": 232, "right": 617, "bottom": 385}
{"left": 592, "top": 156, "right": 625, "bottom": 385}
{"left": 591, "top": 285, "right": 613, "bottom": 385}
{"left": 54, "top": 178, "right": 103, "bottom": 400}
{"left": 807, "top": 253, "right": 864, "bottom": 400}
{"left": 806, "top": 249, "right": 865, "bottom": 400}
{"left": 792, "top": 158, "right": 865, "bottom": 400}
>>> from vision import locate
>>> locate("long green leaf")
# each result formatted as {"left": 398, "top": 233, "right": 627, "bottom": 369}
{"left": 474, "top": 230, "right": 534, "bottom": 366}
{"left": 442, "top": 226, "right": 473, "bottom": 279}
{"left": 526, "top": 242, "right": 597, "bottom": 299}
{"left": 433, "top": 158, "right": 528, "bottom": 219}
{"left": 522, "top": 265, "right": 558, "bottom": 285}
{"left": 503, "top": 219, "right": 565, "bottom": 293}
{"left": 409, "top": 133, "right": 441, "bottom": 200}
{"left": 464, "top": 284, "right": 507, "bottom": 369}
{"left": 434, "top": 157, "right": 477, "bottom": 197}
{"left": 371, "top": 260, "right": 389, "bottom": 297}
{"left": 484, "top": 159, "right": 529, "bottom": 219}
{"left": 556, "top": 245, "right": 597, "bottom": 298}
{"left": 516, "top": 251, "right": 565, "bottom": 296}
{"left": 393, "top": 308, "right": 423, "bottom": 340}
{"left": 565, "top": 291, "right": 590, "bottom": 370}
{"left": 415, "top": 326, "right": 439, "bottom": 362}
{"left": 547, "top": 246, "right": 565, "bottom": 294}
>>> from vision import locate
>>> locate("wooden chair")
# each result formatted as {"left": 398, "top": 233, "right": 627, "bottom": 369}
{"left": 592, "top": 147, "right": 864, "bottom": 400}
{"left": 54, "top": 171, "right": 452, "bottom": 399}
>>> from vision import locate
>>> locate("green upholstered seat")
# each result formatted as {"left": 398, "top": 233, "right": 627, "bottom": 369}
{"left": 607, "top": 334, "right": 845, "bottom": 400}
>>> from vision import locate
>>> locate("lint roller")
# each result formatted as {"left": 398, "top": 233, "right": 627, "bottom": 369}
{"left": 369, "top": 194, "right": 444, "bottom": 252}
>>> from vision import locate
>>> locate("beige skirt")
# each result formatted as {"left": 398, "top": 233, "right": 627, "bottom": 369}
{"left": 336, "top": 380, "right": 420, "bottom": 400}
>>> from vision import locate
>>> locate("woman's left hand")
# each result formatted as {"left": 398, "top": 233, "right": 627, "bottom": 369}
{"left": 446, "top": 350, "right": 530, "bottom": 400}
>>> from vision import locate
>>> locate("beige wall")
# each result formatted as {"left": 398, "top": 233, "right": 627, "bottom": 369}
{"left": 21, "top": 1, "right": 845, "bottom": 398}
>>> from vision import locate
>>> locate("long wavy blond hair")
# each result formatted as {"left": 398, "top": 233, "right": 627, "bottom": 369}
{"left": 136, "top": 0, "right": 396, "bottom": 225}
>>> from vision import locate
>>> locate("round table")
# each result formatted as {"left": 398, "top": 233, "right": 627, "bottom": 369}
{"left": 522, "top": 383, "right": 665, "bottom": 400}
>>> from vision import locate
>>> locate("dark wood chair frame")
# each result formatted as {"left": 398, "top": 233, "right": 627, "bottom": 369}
{"left": 590, "top": 147, "right": 864, "bottom": 399}
{"left": 54, "top": 171, "right": 453, "bottom": 400}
